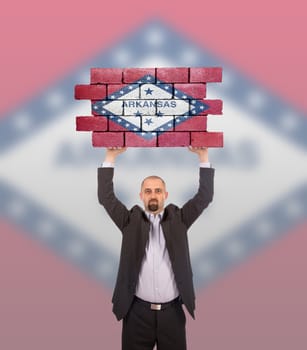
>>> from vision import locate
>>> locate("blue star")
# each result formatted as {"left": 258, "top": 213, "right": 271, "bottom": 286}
{"left": 144, "top": 118, "right": 153, "bottom": 126}
{"left": 144, "top": 87, "right": 154, "bottom": 95}
{"left": 134, "top": 110, "right": 142, "bottom": 117}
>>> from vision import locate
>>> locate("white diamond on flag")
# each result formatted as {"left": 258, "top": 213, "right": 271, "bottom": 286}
{"left": 92, "top": 75, "right": 209, "bottom": 139}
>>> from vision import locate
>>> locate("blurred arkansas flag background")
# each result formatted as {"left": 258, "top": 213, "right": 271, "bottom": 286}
{"left": 1, "top": 4, "right": 307, "bottom": 350}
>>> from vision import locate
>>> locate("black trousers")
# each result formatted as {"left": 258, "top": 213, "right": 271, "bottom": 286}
{"left": 122, "top": 297, "right": 187, "bottom": 350}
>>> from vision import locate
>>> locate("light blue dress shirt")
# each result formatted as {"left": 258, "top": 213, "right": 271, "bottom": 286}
{"left": 135, "top": 211, "right": 179, "bottom": 303}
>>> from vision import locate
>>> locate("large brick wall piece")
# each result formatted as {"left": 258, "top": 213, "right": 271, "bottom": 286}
{"left": 75, "top": 67, "right": 223, "bottom": 147}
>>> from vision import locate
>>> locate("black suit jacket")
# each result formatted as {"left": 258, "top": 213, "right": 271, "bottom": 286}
{"left": 98, "top": 167, "right": 214, "bottom": 321}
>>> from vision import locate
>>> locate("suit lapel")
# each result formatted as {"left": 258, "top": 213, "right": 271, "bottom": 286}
{"left": 140, "top": 212, "right": 150, "bottom": 253}
{"left": 161, "top": 213, "right": 175, "bottom": 260}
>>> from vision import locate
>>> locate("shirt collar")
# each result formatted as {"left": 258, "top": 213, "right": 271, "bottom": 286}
{"left": 145, "top": 210, "right": 164, "bottom": 220}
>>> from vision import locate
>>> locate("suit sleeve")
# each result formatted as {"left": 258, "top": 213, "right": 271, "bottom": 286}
{"left": 180, "top": 167, "right": 215, "bottom": 229}
{"left": 97, "top": 167, "right": 130, "bottom": 232}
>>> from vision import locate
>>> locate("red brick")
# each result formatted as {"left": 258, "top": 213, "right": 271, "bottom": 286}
{"left": 109, "top": 119, "right": 125, "bottom": 132}
{"left": 194, "top": 99, "right": 223, "bottom": 115}
{"left": 107, "top": 84, "right": 140, "bottom": 100}
{"left": 90, "top": 68, "right": 123, "bottom": 84}
{"left": 123, "top": 68, "right": 156, "bottom": 83}
{"left": 76, "top": 116, "right": 107, "bottom": 131}
{"left": 109, "top": 118, "right": 141, "bottom": 131}
{"left": 190, "top": 67, "right": 222, "bottom": 83}
{"left": 92, "top": 132, "right": 124, "bottom": 147}
{"left": 157, "top": 68, "right": 189, "bottom": 83}
{"left": 125, "top": 132, "right": 157, "bottom": 147}
{"left": 174, "top": 83, "right": 206, "bottom": 98}
{"left": 175, "top": 116, "right": 207, "bottom": 131}
{"left": 107, "top": 84, "right": 128, "bottom": 96}
{"left": 158, "top": 132, "right": 190, "bottom": 147}
{"left": 191, "top": 132, "right": 223, "bottom": 147}
{"left": 74, "top": 85, "right": 106, "bottom": 100}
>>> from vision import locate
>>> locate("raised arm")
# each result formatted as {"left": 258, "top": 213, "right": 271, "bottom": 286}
{"left": 181, "top": 147, "right": 215, "bottom": 228}
{"left": 98, "top": 147, "right": 129, "bottom": 231}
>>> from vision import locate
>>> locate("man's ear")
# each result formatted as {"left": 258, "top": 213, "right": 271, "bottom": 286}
{"left": 165, "top": 191, "right": 169, "bottom": 200}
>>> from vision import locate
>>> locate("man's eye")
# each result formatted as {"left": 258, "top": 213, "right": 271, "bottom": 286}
{"left": 155, "top": 189, "right": 162, "bottom": 193}
{"left": 145, "top": 189, "right": 151, "bottom": 194}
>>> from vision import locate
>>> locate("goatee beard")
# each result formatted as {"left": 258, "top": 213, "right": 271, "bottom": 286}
{"left": 148, "top": 200, "right": 158, "bottom": 212}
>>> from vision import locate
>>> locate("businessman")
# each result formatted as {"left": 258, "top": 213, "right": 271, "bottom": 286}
{"left": 98, "top": 147, "right": 215, "bottom": 350}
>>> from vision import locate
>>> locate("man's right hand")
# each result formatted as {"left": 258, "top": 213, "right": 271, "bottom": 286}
{"left": 188, "top": 146, "right": 209, "bottom": 163}
{"left": 104, "top": 147, "right": 127, "bottom": 163}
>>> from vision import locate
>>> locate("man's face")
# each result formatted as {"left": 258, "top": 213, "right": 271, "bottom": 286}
{"left": 140, "top": 178, "right": 168, "bottom": 214}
